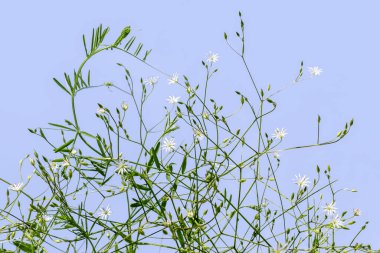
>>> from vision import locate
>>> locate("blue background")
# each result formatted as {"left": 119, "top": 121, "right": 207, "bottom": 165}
{"left": 1, "top": 0, "right": 379, "bottom": 248}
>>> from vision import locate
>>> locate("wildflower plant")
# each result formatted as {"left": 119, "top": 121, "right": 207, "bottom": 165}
{"left": 0, "top": 13, "right": 376, "bottom": 253}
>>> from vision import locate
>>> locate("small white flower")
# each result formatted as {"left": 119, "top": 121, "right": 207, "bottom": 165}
{"left": 42, "top": 215, "right": 52, "bottom": 221}
{"left": 186, "top": 86, "right": 193, "bottom": 94}
{"left": 62, "top": 159, "right": 70, "bottom": 167}
{"left": 115, "top": 160, "right": 129, "bottom": 175}
{"left": 167, "top": 96, "right": 180, "bottom": 104}
{"left": 162, "top": 137, "right": 176, "bottom": 152}
{"left": 29, "top": 158, "right": 35, "bottom": 166}
{"left": 293, "top": 174, "right": 310, "bottom": 188}
{"left": 206, "top": 51, "right": 219, "bottom": 63}
{"left": 202, "top": 112, "right": 209, "bottom": 119}
{"left": 70, "top": 149, "right": 77, "bottom": 155}
{"left": 308, "top": 66, "right": 323, "bottom": 76}
{"left": 163, "top": 219, "right": 172, "bottom": 227}
{"left": 97, "top": 107, "right": 106, "bottom": 115}
{"left": 98, "top": 205, "right": 112, "bottom": 219}
{"left": 50, "top": 162, "right": 59, "bottom": 171}
{"left": 193, "top": 128, "right": 206, "bottom": 141}
{"left": 121, "top": 102, "right": 129, "bottom": 111}
{"left": 272, "top": 242, "right": 287, "bottom": 253}
{"left": 144, "top": 76, "right": 159, "bottom": 85}
{"left": 168, "top": 73, "right": 179, "bottom": 84}
{"left": 261, "top": 199, "right": 269, "bottom": 208}
{"left": 9, "top": 182, "right": 23, "bottom": 192}
{"left": 323, "top": 201, "right": 337, "bottom": 216}
{"left": 272, "top": 128, "right": 287, "bottom": 140}
{"left": 331, "top": 215, "right": 344, "bottom": 228}
{"left": 273, "top": 151, "right": 280, "bottom": 159}
{"left": 186, "top": 210, "right": 194, "bottom": 218}
{"left": 353, "top": 208, "right": 361, "bottom": 216}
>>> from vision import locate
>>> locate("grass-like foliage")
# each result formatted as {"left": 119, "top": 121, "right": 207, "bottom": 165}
{"left": 0, "top": 13, "right": 376, "bottom": 253}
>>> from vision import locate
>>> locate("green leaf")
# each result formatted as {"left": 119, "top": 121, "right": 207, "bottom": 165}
{"left": 13, "top": 241, "right": 35, "bottom": 253}
{"left": 48, "top": 123, "right": 75, "bottom": 131}
{"left": 133, "top": 183, "right": 150, "bottom": 191}
{"left": 151, "top": 142, "right": 161, "bottom": 170}
{"left": 53, "top": 78, "right": 71, "bottom": 95}
{"left": 54, "top": 139, "right": 75, "bottom": 153}
{"left": 130, "top": 198, "right": 149, "bottom": 208}
{"left": 181, "top": 155, "right": 187, "bottom": 174}
{"left": 176, "top": 230, "right": 185, "bottom": 247}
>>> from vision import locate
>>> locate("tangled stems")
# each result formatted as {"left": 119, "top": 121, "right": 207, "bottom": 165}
{"left": 0, "top": 14, "right": 375, "bottom": 253}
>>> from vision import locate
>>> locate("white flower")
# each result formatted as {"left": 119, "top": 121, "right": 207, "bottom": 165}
{"left": 9, "top": 182, "right": 23, "bottom": 192}
{"left": 115, "top": 160, "right": 129, "bottom": 175}
{"left": 206, "top": 51, "right": 219, "bottom": 63}
{"left": 162, "top": 137, "right": 176, "bottom": 152}
{"left": 144, "top": 76, "right": 159, "bottom": 85}
{"left": 186, "top": 86, "right": 193, "bottom": 94}
{"left": 272, "top": 128, "right": 287, "bottom": 140}
{"left": 168, "top": 73, "right": 179, "bottom": 84}
{"left": 98, "top": 205, "right": 112, "bottom": 219}
{"left": 308, "top": 66, "right": 323, "bottom": 76}
{"left": 273, "top": 151, "right": 280, "bottom": 159}
{"left": 42, "top": 215, "right": 52, "bottom": 221}
{"left": 97, "top": 107, "right": 106, "bottom": 115}
{"left": 50, "top": 162, "right": 59, "bottom": 172}
{"left": 121, "top": 102, "right": 129, "bottom": 111}
{"left": 323, "top": 201, "right": 337, "bottom": 216}
{"left": 353, "top": 208, "right": 361, "bottom": 216}
{"left": 186, "top": 210, "right": 194, "bottom": 218}
{"left": 29, "top": 158, "right": 35, "bottom": 166}
{"left": 193, "top": 128, "right": 206, "bottom": 141}
{"left": 167, "top": 96, "right": 180, "bottom": 104}
{"left": 261, "top": 199, "right": 269, "bottom": 208}
{"left": 331, "top": 215, "right": 344, "bottom": 228}
{"left": 62, "top": 159, "right": 70, "bottom": 167}
{"left": 202, "top": 112, "right": 209, "bottom": 119}
{"left": 272, "top": 242, "right": 287, "bottom": 253}
{"left": 163, "top": 219, "right": 172, "bottom": 227}
{"left": 293, "top": 174, "right": 310, "bottom": 188}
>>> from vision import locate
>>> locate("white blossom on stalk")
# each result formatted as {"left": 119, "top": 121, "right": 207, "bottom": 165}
{"left": 272, "top": 242, "right": 287, "bottom": 253}
{"left": 50, "top": 162, "right": 58, "bottom": 171}
{"left": 98, "top": 206, "right": 112, "bottom": 219}
{"left": 167, "top": 96, "right": 180, "bottom": 104}
{"left": 121, "top": 102, "right": 129, "bottom": 111}
{"left": 186, "top": 210, "right": 194, "bottom": 218}
{"left": 115, "top": 160, "right": 129, "bottom": 175}
{"left": 331, "top": 215, "right": 344, "bottom": 228}
{"left": 168, "top": 73, "right": 179, "bottom": 84}
{"left": 308, "top": 66, "right": 323, "bottom": 76}
{"left": 206, "top": 51, "right": 219, "bottom": 63}
{"left": 163, "top": 219, "right": 172, "bottom": 227}
{"left": 193, "top": 128, "right": 206, "bottom": 141}
{"left": 186, "top": 86, "right": 193, "bottom": 94}
{"left": 202, "top": 112, "right": 209, "bottom": 119}
{"left": 353, "top": 208, "right": 361, "bottom": 216}
{"left": 9, "top": 182, "right": 23, "bottom": 192}
{"left": 42, "top": 215, "right": 52, "bottom": 221}
{"left": 62, "top": 159, "right": 70, "bottom": 168}
{"left": 293, "top": 174, "right": 310, "bottom": 188}
{"left": 144, "top": 76, "right": 159, "bottom": 85}
{"left": 97, "top": 107, "right": 106, "bottom": 115}
{"left": 273, "top": 151, "right": 280, "bottom": 159}
{"left": 272, "top": 128, "right": 287, "bottom": 140}
{"left": 29, "top": 158, "right": 35, "bottom": 166}
{"left": 323, "top": 201, "right": 337, "bottom": 216}
{"left": 162, "top": 137, "right": 176, "bottom": 152}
